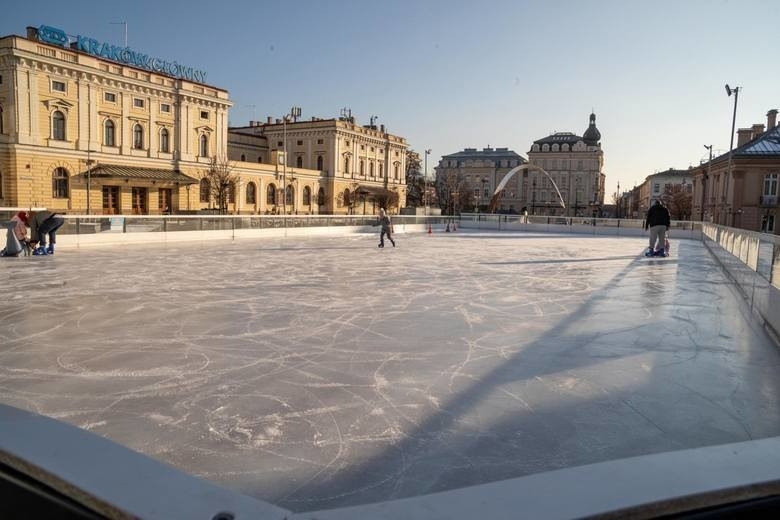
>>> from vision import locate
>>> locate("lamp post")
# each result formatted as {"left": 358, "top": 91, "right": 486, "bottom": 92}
{"left": 702, "top": 144, "right": 713, "bottom": 221}
{"left": 531, "top": 178, "right": 537, "bottom": 215}
{"left": 282, "top": 106, "right": 302, "bottom": 217}
{"left": 616, "top": 180, "right": 621, "bottom": 219}
{"left": 725, "top": 84, "right": 740, "bottom": 226}
{"left": 480, "top": 177, "right": 487, "bottom": 214}
{"left": 424, "top": 149, "right": 431, "bottom": 215}
{"left": 85, "top": 149, "right": 97, "bottom": 215}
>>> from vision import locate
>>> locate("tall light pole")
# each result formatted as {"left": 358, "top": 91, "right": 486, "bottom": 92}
{"left": 725, "top": 84, "right": 740, "bottom": 225}
{"left": 616, "top": 180, "right": 621, "bottom": 219}
{"left": 703, "top": 144, "right": 713, "bottom": 221}
{"left": 424, "top": 149, "right": 431, "bottom": 215}
{"left": 85, "top": 149, "right": 97, "bottom": 215}
{"left": 281, "top": 106, "right": 301, "bottom": 216}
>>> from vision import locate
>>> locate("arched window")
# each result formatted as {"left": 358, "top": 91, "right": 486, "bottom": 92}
{"left": 379, "top": 163, "right": 384, "bottom": 178}
{"left": 344, "top": 155, "right": 350, "bottom": 174}
{"left": 246, "top": 182, "right": 256, "bottom": 204}
{"left": 104, "top": 119, "right": 115, "bottom": 146}
{"left": 133, "top": 123, "right": 144, "bottom": 149}
{"left": 532, "top": 144, "right": 540, "bottom": 152}
{"left": 199, "top": 134, "right": 208, "bottom": 157}
{"left": 562, "top": 144, "right": 569, "bottom": 152}
{"left": 369, "top": 162, "right": 374, "bottom": 177}
{"left": 394, "top": 163, "right": 399, "bottom": 179}
{"left": 552, "top": 144, "right": 559, "bottom": 152}
{"left": 303, "top": 186, "right": 311, "bottom": 206}
{"left": 267, "top": 184, "right": 276, "bottom": 205}
{"left": 316, "top": 155, "right": 323, "bottom": 170}
{"left": 317, "top": 187, "right": 326, "bottom": 206}
{"left": 359, "top": 159, "right": 365, "bottom": 176}
{"left": 343, "top": 188, "right": 351, "bottom": 207}
{"left": 285, "top": 185, "right": 294, "bottom": 205}
{"left": 228, "top": 182, "right": 236, "bottom": 203}
{"left": 52, "top": 110, "right": 66, "bottom": 140}
{"left": 240, "top": 154, "right": 246, "bottom": 161}
{"left": 199, "top": 178, "right": 210, "bottom": 202}
{"left": 542, "top": 144, "right": 549, "bottom": 152}
{"left": 257, "top": 156, "right": 263, "bottom": 163}
{"left": 52, "top": 167, "right": 69, "bottom": 198}
{"left": 160, "top": 128, "right": 170, "bottom": 153}
{"left": 296, "top": 156, "right": 303, "bottom": 168}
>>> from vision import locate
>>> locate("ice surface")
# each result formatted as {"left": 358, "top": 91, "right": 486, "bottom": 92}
{"left": 2, "top": 232, "right": 780, "bottom": 512}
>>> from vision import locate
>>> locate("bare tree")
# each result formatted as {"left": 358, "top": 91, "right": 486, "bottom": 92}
{"left": 200, "top": 156, "right": 240, "bottom": 214}
{"left": 373, "top": 190, "right": 400, "bottom": 212}
{"left": 435, "top": 170, "right": 468, "bottom": 216}
{"left": 661, "top": 184, "right": 693, "bottom": 220}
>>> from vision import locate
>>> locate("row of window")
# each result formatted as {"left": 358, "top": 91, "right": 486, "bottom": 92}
{"left": 343, "top": 157, "right": 400, "bottom": 179}
{"left": 533, "top": 143, "right": 585, "bottom": 152}
{"left": 199, "top": 178, "right": 323, "bottom": 206}
{"left": 51, "top": 111, "right": 210, "bottom": 156}
{"left": 443, "top": 159, "right": 522, "bottom": 168}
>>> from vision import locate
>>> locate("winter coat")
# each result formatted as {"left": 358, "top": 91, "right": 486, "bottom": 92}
{"left": 645, "top": 204, "right": 670, "bottom": 230}
{"left": 30, "top": 211, "right": 55, "bottom": 242}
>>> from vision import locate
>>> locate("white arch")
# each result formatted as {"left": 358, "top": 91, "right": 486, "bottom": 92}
{"left": 489, "top": 163, "right": 565, "bottom": 212}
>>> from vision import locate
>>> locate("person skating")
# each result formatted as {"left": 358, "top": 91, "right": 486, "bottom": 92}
{"left": 29, "top": 210, "right": 65, "bottom": 256}
{"left": 644, "top": 199, "right": 670, "bottom": 256}
{"left": 377, "top": 209, "right": 395, "bottom": 248}
{"left": 0, "top": 211, "right": 30, "bottom": 257}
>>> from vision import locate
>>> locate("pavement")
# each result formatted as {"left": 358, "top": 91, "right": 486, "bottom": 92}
{"left": 2, "top": 231, "right": 780, "bottom": 512}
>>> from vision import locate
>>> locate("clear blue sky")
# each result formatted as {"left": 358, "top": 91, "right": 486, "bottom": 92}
{"left": 4, "top": 0, "right": 779, "bottom": 199}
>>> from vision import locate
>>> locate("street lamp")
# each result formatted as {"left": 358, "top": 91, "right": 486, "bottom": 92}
{"left": 531, "top": 178, "right": 537, "bottom": 215}
{"left": 702, "top": 144, "right": 713, "bottom": 222}
{"left": 424, "top": 149, "right": 431, "bottom": 215}
{"left": 84, "top": 149, "right": 98, "bottom": 215}
{"left": 725, "top": 84, "right": 740, "bottom": 225}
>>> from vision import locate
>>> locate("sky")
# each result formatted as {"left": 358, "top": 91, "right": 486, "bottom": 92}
{"left": 4, "top": 0, "right": 779, "bottom": 200}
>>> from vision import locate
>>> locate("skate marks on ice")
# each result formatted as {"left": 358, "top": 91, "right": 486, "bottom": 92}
{"left": 1, "top": 234, "right": 780, "bottom": 511}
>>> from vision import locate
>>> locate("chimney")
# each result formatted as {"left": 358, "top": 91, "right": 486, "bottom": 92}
{"left": 751, "top": 123, "right": 765, "bottom": 139}
{"left": 249, "top": 120, "right": 256, "bottom": 127}
{"left": 767, "top": 109, "right": 778, "bottom": 129}
{"left": 380, "top": 124, "right": 385, "bottom": 133}
{"left": 275, "top": 118, "right": 281, "bottom": 124}
{"left": 26, "top": 26, "right": 39, "bottom": 40}
{"left": 266, "top": 116, "right": 273, "bottom": 124}
{"left": 736, "top": 128, "right": 752, "bottom": 147}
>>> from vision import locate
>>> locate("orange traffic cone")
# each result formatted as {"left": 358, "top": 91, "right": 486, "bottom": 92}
{"left": 428, "top": 223, "right": 433, "bottom": 234}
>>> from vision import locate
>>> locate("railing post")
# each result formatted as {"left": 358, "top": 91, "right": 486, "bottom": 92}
{"left": 75, "top": 217, "right": 80, "bottom": 235}
{"left": 163, "top": 217, "right": 167, "bottom": 233}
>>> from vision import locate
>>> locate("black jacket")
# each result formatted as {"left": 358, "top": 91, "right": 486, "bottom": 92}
{"left": 645, "top": 204, "right": 670, "bottom": 230}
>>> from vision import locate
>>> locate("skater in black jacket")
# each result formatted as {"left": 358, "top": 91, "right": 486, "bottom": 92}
{"left": 377, "top": 209, "right": 395, "bottom": 248}
{"left": 645, "top": 200, "right": 670, "bottom": 256}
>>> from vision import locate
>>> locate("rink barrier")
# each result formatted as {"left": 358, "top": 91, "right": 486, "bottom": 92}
{"left": 701, "top": 223, "right": 780, "bottom": 341}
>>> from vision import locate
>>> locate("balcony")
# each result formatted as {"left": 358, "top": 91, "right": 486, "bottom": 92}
{"left": 760, "top": 195, "right": 777, "bottom": 207}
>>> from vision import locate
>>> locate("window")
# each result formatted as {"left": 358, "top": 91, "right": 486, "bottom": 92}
{"left": 317, "top": 155, "right": 323, "bottom": 170}
{"left": 345, "top": 141, "right": 350, "bottom": 147}
{"left": 52, "top": 80, "right": 66, "bottom": 93}
{"left": 296, "top": 156, "right": 303, "bottom": 168}
{"left": 52, "top": 167, "right": 69, "bottom": 198}
{"left": 267, "top": 184, "right": 276, "bottom": 205}
{"left": 257, "top": 156, "right": 263, "bottom": 163}
{"left": 764, "top": 173, "right": 779, "bottom": 196}
{"left": 379, "top": 164, "right": 383, "bottom": 178}
{"left": 344, "top": 156, "right": 350, "bottom": 173}
{"left": 317, "top": 139, "right": 323, "bottom": 144}
{"left": 542, "top": 144, "right": 549, "bottom": 152}
{"left": 246, "top": 182, "right": 256, "bottom": 205}
{"left": 104, "top": 92, "right": 117, "bottom": 103}
{"left": 653, "top": 183, "right": 660, "bottom": 194}
{"left": 228, "top": 182, "right": 236, "bottom": 203}
{"left": 361, "top": 145, "right": 365, "bottom": 150}
{"left": 285, "top": 185, "right": 294, "bottom": 205}
{"left": 160, "top": 128, "right": 170, "bottom": 153}
{"left": 200, "top": 110, "right": 209, "bottom": 119}
{"left": 200, "top": 178, "right": 210, "bottom": 202}
{"left": 240, "top": 154, "right": 246, "bottom": 161}
{"left": 577, "top": 160, "right": 583, "bottom": 171}
{"left": 317, "top": 187, "right": 325, "bottom": 206}
{"left": 473, "top": 188, "right": 480, "bottom": 198}
{"left": 297, "top": 140, "right": 303, "bottom": 146}
{"left": 394, "top": 163, "right": 399, "bottom": 179}
{"left": 52, "top": 110, "right": 66, "bottom": 140}
{"left": 562, "top": 144, "right": 569, "bottom": 152}
{"left": 762, "top": 214, "right": 775, "bottom": 233}
{"left": 277, "top": 141, "right": 283, "bottom": 147}
{"left": 199, "top": 134, "right": 208, "bottom": 157}
{"left": 160, "top": 103, "right": 171, "bottom": 113}
{"left": 0, "top": 170, "right": 3, "bottom": 198}
{"left": 359, "top": 160, "right": 364, "bottom": 175}
{"left": 303, "top": 186, "right": 311, "bottom": 206}
{"left": 133, "top": 98, "right": 145, "bottom": 109}
{"left": 343, "top": 188, "right": 351, "bottom": 207}
{"left": 133, "top": 124, "right": 144, "bottom": 149}
{"left": 0, "top": 105, "right": 4, "bottom": 134}
{"left": 369, "top": 162, "right": 374, "bottom": 177}
{"left": 104, "top": 119, "right": 115, "bottom": 146}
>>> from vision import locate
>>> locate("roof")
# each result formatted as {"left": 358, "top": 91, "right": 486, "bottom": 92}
{"left": 646, "top": 168, "right": 691, "bottom": 180}
{"left": 78, "top": 164, "right": 199, "bottom": 184}
{"left": 713, "top": 125, "right": 780, "bottom": 163}
{"left": 533, "top": 133, "right": 583, "bottom": 145}
{"left": 441, "top": 147, "right": 525, "bottom": 160}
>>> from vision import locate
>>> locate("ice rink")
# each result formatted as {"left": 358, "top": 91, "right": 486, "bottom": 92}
{"left": 2, "top": 231, "right": 780, "bottom": 512}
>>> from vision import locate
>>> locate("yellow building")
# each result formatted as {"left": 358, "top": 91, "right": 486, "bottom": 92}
{"left": 0, "top": 25, "right": 235, "bottom": 214}
{"left": 229, "top": 115, "right": 408, "bottom": 215}
{"left": 0, "top": 25, "right": 409, "bottom": 216}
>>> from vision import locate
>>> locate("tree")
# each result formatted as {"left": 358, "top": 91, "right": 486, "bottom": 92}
{"left": 435, "top": 170, "right": 468, "bottom": 216}
{"left": 661, "top": 184, "right": 693, "bottom": 220}
{"left": 405, "top": 150, "right": 424, "bottom": 208}
{"left": 200, "top": 156, "right": 240, "bottom": 214}
{"left": 374, "top": 189, "right": 400, "bottom": 211}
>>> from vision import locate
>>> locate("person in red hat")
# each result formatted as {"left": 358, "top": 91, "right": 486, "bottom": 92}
{"left": 1, "top": 211, "right": 30, "bottom": 257}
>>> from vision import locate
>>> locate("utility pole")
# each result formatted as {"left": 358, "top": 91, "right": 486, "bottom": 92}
{"left": 703, "top": 144, "right": 713, "bottom": 221}
{"left": 725, "top": 84, "right": 740, "bottom": 226}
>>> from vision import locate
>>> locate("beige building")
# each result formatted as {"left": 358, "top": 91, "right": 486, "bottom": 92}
{"left": 0, "top": 25, "right": 233, "bottom": 214}
{"left": 434, "top": 147, "right": 527, "bottom": 213}
{"left": 229, "top": 116, "right": 407, "bottom": 214}
{"left": 527, "top": 113, "right": 606, "bottom": 216}
{"left": 691, "top": 109, "right": 780, "bottom": 232}
{"left": 636, "top": 168, "right": 692, "bottom": 216}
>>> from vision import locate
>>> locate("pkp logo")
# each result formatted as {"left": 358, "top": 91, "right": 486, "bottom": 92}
{"left": 38, "top": 25, "right": 68, "bottom": 47}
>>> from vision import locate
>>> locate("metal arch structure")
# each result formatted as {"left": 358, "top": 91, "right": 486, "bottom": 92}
{"left": 487, "top": 164, "right": 565, "bottom": 213}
